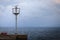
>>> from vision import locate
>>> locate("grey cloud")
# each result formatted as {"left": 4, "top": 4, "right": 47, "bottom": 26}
{"left": 0, "top": 0, "right": 60, "bottom": 27}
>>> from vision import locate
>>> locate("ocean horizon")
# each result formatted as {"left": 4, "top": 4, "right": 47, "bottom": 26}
{"left": 0, "top": 27, "right": 60, "bottom": 40}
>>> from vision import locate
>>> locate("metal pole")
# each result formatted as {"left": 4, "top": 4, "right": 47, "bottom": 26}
{"left": 15, "top": 15, "right": 17, "bottom": 35}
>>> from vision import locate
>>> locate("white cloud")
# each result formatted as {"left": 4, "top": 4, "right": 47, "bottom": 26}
{"left": 0, "top": 0, "right": 11, "bottom": 2}
{"left": 0, "top": 5, "right": 5, "bottom": 16}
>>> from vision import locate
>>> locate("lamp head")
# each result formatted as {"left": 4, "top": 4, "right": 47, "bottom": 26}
{"left": 12, "top": 6, "right": 20, "bottom": 15}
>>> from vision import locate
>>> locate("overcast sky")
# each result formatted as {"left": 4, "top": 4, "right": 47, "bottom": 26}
{"left": 0, "top": 0, "right": 60, "bottom": 27}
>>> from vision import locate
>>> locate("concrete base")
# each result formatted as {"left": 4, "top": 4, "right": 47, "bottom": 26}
{"left": 16, "top": 35, "right": 27, "bottom": 40}
{"left": 0, "top": 35, "right": 27, "bottom": 40}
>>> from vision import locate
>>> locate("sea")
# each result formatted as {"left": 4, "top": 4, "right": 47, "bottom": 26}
{"left": 0, "top": 27, "right": 60, "bottom": 40}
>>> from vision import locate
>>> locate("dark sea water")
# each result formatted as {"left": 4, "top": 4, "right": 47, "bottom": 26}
{"left": 0, "top": 27, "right": 60, "bottom": 40}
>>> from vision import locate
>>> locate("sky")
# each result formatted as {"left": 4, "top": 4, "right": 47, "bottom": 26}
{"left": 0, "top": 0, "right": 60, "bottom": 27}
